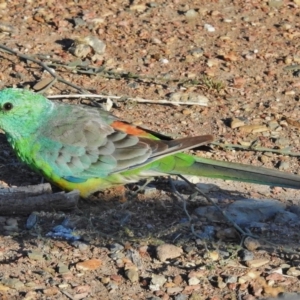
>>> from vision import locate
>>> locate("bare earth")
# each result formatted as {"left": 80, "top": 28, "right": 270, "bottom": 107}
{"left": 1, "top": 0, "right": 300, "bottom": 299}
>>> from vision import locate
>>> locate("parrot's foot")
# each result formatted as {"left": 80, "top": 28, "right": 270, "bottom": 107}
{"left": 119, "top": 178, "right": 156, "bottom": 210}
{"left": 129, "top": 178, "right": 155, "bottom": 196}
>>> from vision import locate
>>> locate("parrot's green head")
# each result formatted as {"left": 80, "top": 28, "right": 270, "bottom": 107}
{"left": 0, "top": 88, "right": 52, "bottom": 140}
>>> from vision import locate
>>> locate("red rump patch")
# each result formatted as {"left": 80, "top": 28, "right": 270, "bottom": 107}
{"left": 111, "top": 121, "right": 152, "bottom": 137}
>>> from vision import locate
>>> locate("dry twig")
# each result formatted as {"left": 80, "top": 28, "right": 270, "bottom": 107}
{"left": 47, "top": 93, "right": 209, "bottom": 106}
{"left": 0, "top": 187, "right": 79, "bottom": 215}
{"left": 212, "top": 141, "right": 300, "bottom": 157}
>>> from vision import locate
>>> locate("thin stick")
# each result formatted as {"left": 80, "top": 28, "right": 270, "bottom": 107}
{"left": 212, "top": 141, "right": 300, "bottom": 157}
{"left": 47, "top": 94, "right": 209, "bottom": 106}
{"left": 168, "top": 177, "right": 209, "bottom": 251}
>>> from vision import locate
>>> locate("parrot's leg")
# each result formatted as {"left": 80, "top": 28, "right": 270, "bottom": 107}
{"left": 130, "top": 177, "right": 155, "bottom": 196}
{"left": 119, "top": 178, "right": 156, "bottom": 210}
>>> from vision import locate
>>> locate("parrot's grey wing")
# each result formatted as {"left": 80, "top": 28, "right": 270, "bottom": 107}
{"left": 36, "top": 104, "right": 212, "bottom": 181}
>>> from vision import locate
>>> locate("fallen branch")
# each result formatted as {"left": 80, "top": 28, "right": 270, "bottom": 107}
{"left": 0, "top": 183, "right": 52, "bottom": 198}
{"left": 0, "top": 189, "right": 79, "bottom": 215}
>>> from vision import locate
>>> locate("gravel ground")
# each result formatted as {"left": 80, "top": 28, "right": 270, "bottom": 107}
{"left": 1, "top": 0, "right": 300, "bottom": 299}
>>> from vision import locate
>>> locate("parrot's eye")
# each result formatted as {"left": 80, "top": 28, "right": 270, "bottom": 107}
{"left": 3, "top": 102, "right": 13, "bottom": 111}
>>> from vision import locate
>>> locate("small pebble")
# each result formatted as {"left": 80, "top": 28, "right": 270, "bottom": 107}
{"left": 268, "top": 120, "right": 279, "bottom": 130}
{"left": 188, "top": 270, "right": 206, "bottom": 278}
{"left": 188, "top": 277, "right": 200, "bottom": 286}
{"left": 268, "top": 0, "right": 283, "bottom": 8}
{"left": 219, "top": 250, "right": 230, "bottom": 258}
{"left": 143, "top": 186, "right": 157, "bottom": 195}
{"left": 266, "top": 272, "right": 284, "bottom": 281}
{"left": 247, "top": 270, "right": 261, "bottom": 279}
{"left": 125, "top": 267, "right": 139, "bottom": 283}
{"left": 27, "top": 250, "right": 44, "bottom": 261}
{"left": 72, "top": 241, "right": 89, "bottom": 251}
{"left": 173, "top": 274, "right": 183, "bottom": 285}
{"left": 231, "top": 118, "right": 245, "bottom": 129}
{"left": 101, "top": 277, "right": 110, "bottom": 284}
{"left": 275, "top": 137, "right": 290, "bottom": 147}
{"left": 33, "top": 78, "right": 53, "bottom": 91}
{"left": 275, "top": 293, "right": 300, "bottom": 299}
{"left": 204, "top": 24, "right": 215, "bottom": 32}
{"left": 149, "top": 284, "right": 160, "bottom": 291}
{"left": 69, "top": 36, "right": 106, "bottom": 60}
{"left": 278, "top": 161, "right": 290, "bottom": 171}
{"left": 217, "top": 276, "right": 226, "bottom": 289}
{"left": 106, "top": 282, "right": 118, "bottom": 291}
{"left": 285, "top": 90, "right": 296, "bottom": 95}
{"left": 239, "top": 124, "right": 269, "bottom": 133}
{"left": 0, "top": 23, "right": 14, "bottom": 33}
{"left": 185, "top": 9, "right": 198, "bottom": 19}
{"left": 129, "top": 4, "right": 147, "bottom": 11}
{"left": 110, "top": 243, "right": 124, "bottom": 252}
{"left": 110, "top": 252, "right": 125, "bottom": 260}
{"left": 224, "top": 276, "right": 237, "bottom": 284}
{"left": 1, "top": 278, "right": 25, "bottom": 289}
{"left": 190, "top": 48, "right": 204, "bottom": 57}
{"left": 238, "top": 275, "right": 250, "bottom": 284}
{"left": 169, "top": 92, "right": 182, "bottom": 102}
{"left": 216, "top": 227, "right": 239, "bottom": 240}
{"left": 189, "top": 293, "right": 204, "bottom": 300}
{"left": 110, "top": 274, "right": 122, "bottom": 282}
{"left": 174, "top": 294, "right": 188, "bottom": 300}
{"left": 76, "top": 259, "right": 102, "bottom": 271}
{"left": 73, "top": 17, "right": 86, "bottom": 27}
{"left": 249, "top": 222, "right": 268, "bottom": 232}
{"left": 159, "top": 58, "right": 169, "bottom": 64}
{"left": 57, "top": 263, "right": 69, "bottom": 274}
{"left": 26, "top": 213, "right": 38, "bottom": 230}
{"left": 151, "top": 274, "right": 167, "bottom": 287}
{"left": 189, "top": 94, "right": 209, "bottom": 105}
{"left": 147, "top": 2, "right": 158, "bottom": 8}
{"left": 239, "top": 249, "right": 254, "bottom": 261}
{"left": 196, "top": 226, "right": 215, "bottom": 239}
{"left": 156, "top": 244, "right": 182, "bottom": 262}
{"left": 182, "top": 108, "right": 192, "bottom": 115}
{"left": 260, "top": 155, "right": 271, "bottom": 164}
{"left": 246, "top": 258, "right": 269, "bottom": 268}
{"left": 208, "top": 251, "right": 219, "bottom": 261}
{"left": 244, "top": 237, "right": 261, "bottom": 251}
{"left": 206, "top": 58, "right": 219, "bottom": 67}
{"left": 6, "top": 218, "right": 18, "bottom": 227}
{"left": 167, "top": 286, "right": 183, "bottom": 294}
{"left": 183, "top": 245, "right": 196, "bottom": 254}
{"left": 286, "top": 267, "right": 300, "bottom": 277}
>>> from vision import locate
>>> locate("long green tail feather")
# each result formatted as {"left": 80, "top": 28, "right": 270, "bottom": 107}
{"left": 168, "top": 153, "right": 300, "bottom": 189}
